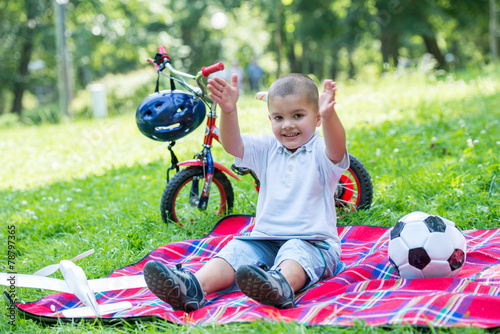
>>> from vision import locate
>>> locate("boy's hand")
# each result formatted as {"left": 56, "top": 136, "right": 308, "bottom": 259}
{"left": 318, "top": 80, "right": 346, "bottom": 163}
{"left": 208, "top": 74, "right": 239, "bottom": 113}
{"left": 318, "top": 80, "right": 336, "bottom": 119}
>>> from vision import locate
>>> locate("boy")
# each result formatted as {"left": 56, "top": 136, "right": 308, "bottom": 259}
{"left": 143, "top": 73, "right": 349, "bottom": 312}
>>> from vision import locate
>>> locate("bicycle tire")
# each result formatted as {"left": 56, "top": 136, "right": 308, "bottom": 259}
{"left": 335, "top": 154, "right": 373, "bottom": 214}
{"left": 160, "top": 167, "right": 234, "bottom": 225}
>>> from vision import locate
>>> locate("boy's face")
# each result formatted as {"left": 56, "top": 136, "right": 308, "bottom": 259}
{"left": 268, "top": 94, "right": 320, "bottom": 152}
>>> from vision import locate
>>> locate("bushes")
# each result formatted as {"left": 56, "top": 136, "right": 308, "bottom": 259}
{"left": 71, "top": 69, "right": 156, "bottom": 119}
{"left": 6, "top": 69, "right": 157, "bottom": 125}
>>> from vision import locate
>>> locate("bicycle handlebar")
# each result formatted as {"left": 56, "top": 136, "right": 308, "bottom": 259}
{"left": 158, "top": 45, "right": 167, "bottom": 54}
{"left": 147, "top": 45, "right": 225, "bottom": 100}
{"left": 149, "top": 45, "right": 224, "bottom": 78}
{"left": 202, "top": 62, "right": 225, "bottom": 77}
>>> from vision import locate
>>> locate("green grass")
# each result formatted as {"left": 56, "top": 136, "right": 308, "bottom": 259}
{"left": 0, "top": 65, "right": 499, "bottom": 333}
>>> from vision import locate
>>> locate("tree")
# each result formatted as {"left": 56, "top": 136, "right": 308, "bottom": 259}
{"left": 375, "top": 0, "right": 447, "bottom": 69}
{"left": 1, "top": 0, "right": 496, "bottom": 119}
{"left": 440, "top": 0, "right": 493, "bottom": 65}
{"left": 0, "top": 0, "right": 53, "bottom": 115}
{"left": 375, "top": 0, "right": 493, "bottom": 70}
{"left": 491, "top": 0, "right": 499, "bottom": 61}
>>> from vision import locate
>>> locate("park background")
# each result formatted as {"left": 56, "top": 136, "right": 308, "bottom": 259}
{"left": 0, "top": 0, "right": 499, "bottom": 333}
{"left": 1, "top": 0, "right": 499, "bottom": 121}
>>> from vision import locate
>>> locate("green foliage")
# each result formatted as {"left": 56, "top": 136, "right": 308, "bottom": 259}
{"left": 0, "top": 66, "right": 498, "bottom": 333}
{"left": 1, "top": 0, "right": 497, "bottom": 121}
{"left": 72, "top": 69, "right": 156, "bottom": 118}
{"left": 21, "top": 103, "right": 63, "bottom": 125}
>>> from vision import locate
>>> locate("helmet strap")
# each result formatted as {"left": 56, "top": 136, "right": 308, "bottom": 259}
{"left": 155, "top": 73, "right": 160, "bottom": 93}
{"left": 170, "top": 77, "right": 176, "bottom": 91}
{"left": 154, "top": 74, "right": 176, "bottom": 93}
{"left": 166, "top": 141, "right": 179, "bottom": 183}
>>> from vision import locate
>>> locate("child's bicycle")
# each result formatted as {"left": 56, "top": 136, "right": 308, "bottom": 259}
{"left": 136, "top": 46, "right": 373, "bottom": 226}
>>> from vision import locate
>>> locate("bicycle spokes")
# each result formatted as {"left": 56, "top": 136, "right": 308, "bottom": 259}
{"left": 335, "top": 173, "right": 359, "bottom": 215}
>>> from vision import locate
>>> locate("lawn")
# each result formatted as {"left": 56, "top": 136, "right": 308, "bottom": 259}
{"left": 0, "top": 66, "right": 498, "bottom": 333}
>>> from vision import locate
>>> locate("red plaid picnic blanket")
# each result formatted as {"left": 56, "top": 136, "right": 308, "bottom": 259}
{"left": 13, "top": 215, "right": 500, "bottom": 327}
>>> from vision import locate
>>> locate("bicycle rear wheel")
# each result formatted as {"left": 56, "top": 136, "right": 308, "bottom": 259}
{"left": 160, "top": 167, "right": 234, "bottom": 225}
{"left": 335, "top": 154, "right": 373, "bottom": 216}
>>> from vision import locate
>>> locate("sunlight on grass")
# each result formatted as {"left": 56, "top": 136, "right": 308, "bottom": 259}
{"left": 338, "top": 70, "right": 499, "bottom": 128}
{"left": 0, "top": 96, "right": 267, "bottom": 191}
{"left": 2, "top": 69, "right": 496, "bottom": 192}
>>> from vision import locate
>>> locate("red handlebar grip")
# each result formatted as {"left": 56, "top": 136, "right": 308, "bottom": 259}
{"left": 202, "top": 62, "right": 225, "bottom": 77}
{"left": 158, "top": 45, "right": 167, "bottom": 54}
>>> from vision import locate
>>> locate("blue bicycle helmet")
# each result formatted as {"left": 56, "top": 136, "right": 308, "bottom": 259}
{"left": 136, "top": 90, "right": 206, "bottom": 142}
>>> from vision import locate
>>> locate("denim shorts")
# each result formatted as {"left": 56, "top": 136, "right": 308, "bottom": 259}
{"left": 215, "top": 238, "right": 345, "bottom": 292}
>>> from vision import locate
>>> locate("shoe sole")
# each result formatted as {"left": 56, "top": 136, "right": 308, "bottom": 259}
{"left": 143, "top": 261, "right": 202, "bottom": 312}
{"left": 236, "top": 265, "right": 294, "bottom": 309}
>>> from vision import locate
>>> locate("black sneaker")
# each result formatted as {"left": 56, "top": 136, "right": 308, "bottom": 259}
{"left": 143, "top": 261, "right": 206, "bottom": 312}
{"left": 235, "top": 264, "right": 295, "bottom": 309}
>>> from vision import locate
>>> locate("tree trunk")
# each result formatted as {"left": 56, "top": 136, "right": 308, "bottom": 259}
{"left": 330, "top": 50, "right": 339, "bottom": 80}
{"left": 11, "top": 38, "right": 34, "bottom": 115}
{"left": 347, "top": 46, "right": 355, "bottom": 79}
{"left": 314, "top": 49, "right": 324, "bottom": 80}
{"left": 302, "top": 41, "right": 310, "bottom": 74}
{"left": 11, "top": 0, "right": 40, "bottom": 116}
{"left": 288, "top": 43, "right": 300, "bottom": 73}
{"left": 286, "top": 33, "right": 300, "bottom": 73}
{"left": 490, "top": 0, "right": 499, "bottom": 62}
{"left": 422, "top": 34, "right": 446, "bottom": 69}
{"left": 380, "top": 28, "right": 399, "bottom": 70}
{"left": 451, "top": 40, "right": 462, "bottom": 68}
{"left": 275, "top": 0, "right": 283, "bottom": 78}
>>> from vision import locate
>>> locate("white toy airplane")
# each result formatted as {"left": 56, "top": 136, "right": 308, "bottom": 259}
{"left": 255, "top": 91, "right": 268, "bottom": 102}
{"left": 0, "top": 250, "right": 147, "bottom": 318}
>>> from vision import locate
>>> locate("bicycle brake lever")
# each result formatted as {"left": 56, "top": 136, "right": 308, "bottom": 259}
{"left": 146, "top": 58, "right": 160, "bottom": 71}
{"left": 147, "top": 50, "right": 170, "bottom": 72}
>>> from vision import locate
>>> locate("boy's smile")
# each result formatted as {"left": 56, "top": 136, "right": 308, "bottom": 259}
{"left": 268, "top": 95, "right": 321, "bottom": 152}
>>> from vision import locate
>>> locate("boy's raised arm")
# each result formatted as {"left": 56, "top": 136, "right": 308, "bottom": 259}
{"left": 318, "top": 80, "right": 346, "bottom": 164}
{"left": 208, "top": 74, "right": 244, "bottom": 159}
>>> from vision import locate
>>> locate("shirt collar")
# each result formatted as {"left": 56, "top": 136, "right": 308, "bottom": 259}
{"left": 276, "top": 130, "right": 319, "bottom": 154}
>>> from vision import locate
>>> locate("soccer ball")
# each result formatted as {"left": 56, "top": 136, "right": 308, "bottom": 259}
{"left": 388, "top": 211, "right": 467, "bottom": 279}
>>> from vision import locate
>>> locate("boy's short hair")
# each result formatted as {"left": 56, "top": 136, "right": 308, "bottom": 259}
{"left": 268, "top": 73, "right": 319, "bottom": 111}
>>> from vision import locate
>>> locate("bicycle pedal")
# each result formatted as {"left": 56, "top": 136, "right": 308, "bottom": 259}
{"left": 231, "top": 164, "right": 251, "bottom": 176}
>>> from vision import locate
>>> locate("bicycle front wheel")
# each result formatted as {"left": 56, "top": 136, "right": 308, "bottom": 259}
{"left": 160, "top": 167, "right": 234, "bottom": 225}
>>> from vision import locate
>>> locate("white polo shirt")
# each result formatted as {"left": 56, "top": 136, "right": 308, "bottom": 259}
{"left": 234, "top": 131, "right": 349, "bottom": 254}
